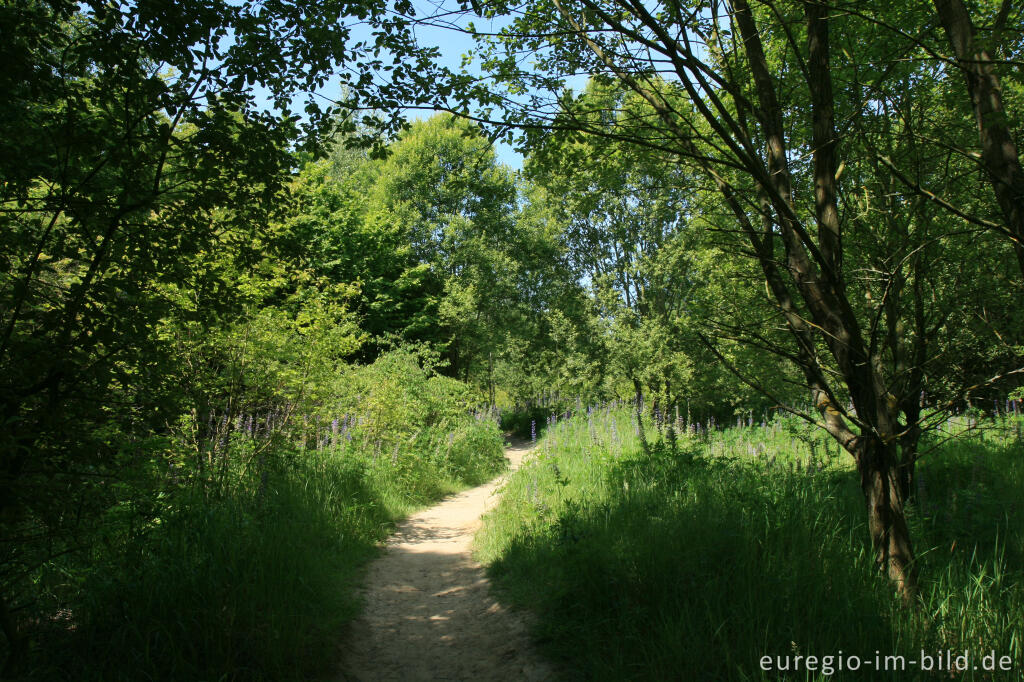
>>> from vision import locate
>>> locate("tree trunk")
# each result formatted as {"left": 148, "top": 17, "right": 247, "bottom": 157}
{"left": 934, "top": 0, "right": 1024, "bottom": 280}
{"left": 857, "top": 437, "right": 919, "bottom": 601}
{"left": 632, "top": 377, "right": 650, "bottom": 453}
{"left": 487, "top": 352, "right": 495, "bottom": 408}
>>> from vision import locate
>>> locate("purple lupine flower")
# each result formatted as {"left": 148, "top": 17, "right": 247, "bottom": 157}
{"left": 217, "top": 414, "right": 229, "bottom": 451}
{"left": 530, "top": 420, "right": 537, "bottom": 444}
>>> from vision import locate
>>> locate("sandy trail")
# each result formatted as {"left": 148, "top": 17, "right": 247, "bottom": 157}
{"left": 339, "top": 441, "right": 554, "bottom": 681}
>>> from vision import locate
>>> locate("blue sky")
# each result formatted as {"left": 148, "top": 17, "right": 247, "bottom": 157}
{"left": 250, "top": 3, "right": 528, "bottom": 169}
{"left": 401, "top": 5, "right": 527, "bottom": 169}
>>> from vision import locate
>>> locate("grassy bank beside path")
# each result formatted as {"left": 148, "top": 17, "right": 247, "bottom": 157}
{"left": 476, "top": 408, "right": 1024, "bottom": 680}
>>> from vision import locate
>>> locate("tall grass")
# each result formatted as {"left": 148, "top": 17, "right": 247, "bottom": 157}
{"left": 476, "top": 406, "right": 1024, "bottom": 680}
{"left": 15, "top": 353, "right": 506, "bottom": 681}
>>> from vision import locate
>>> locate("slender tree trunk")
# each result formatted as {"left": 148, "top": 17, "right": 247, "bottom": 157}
{"left": 488, "top": 352, "right": 495, "bottom": 408}
{"left": 632, "top": 377, "right": 650, "bottom": 453}
{"left": 934, "top": 0, "right": 1024, "bottom": 279}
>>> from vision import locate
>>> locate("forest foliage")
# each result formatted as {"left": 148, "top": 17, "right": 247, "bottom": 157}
{"left": 2, "top": 0, "right": 1023, "bottom": 677}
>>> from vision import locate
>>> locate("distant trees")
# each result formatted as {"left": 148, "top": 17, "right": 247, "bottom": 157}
{"left": 285, "top": 113, "right": 574, "bottom": 396}
{"left": 522, "top": 79, "right": 797, "bottom": 417}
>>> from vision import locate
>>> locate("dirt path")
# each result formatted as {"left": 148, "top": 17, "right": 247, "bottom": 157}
{"left": 339, "top": 441, "right": 554, "bottom": 681}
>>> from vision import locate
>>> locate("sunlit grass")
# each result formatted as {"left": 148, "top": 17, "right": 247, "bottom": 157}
{"left": 477, "top": 407, "right": 1024, "bottom": 680}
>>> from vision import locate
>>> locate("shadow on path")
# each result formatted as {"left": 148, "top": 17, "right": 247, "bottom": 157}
{"left": 339, "top": 441, "right": 553, "bottom": 682}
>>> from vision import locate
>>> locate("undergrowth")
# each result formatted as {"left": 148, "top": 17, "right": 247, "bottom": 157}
{"left": 476, "top": 407, "right": 1024, "bottom": 680}
{"left": 12, "top": 351, "right": 506, "bottom": 681}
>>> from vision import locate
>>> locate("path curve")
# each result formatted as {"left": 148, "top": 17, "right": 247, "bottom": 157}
{"left": 339, "top": 441, "right": 554, "bottom": 681}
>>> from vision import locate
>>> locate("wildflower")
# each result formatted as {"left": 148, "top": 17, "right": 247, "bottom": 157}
{"left": 217, "top": 414, "right": 229, "bottom": 451}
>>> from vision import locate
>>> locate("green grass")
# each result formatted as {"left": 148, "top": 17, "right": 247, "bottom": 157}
{"left": 18, "top": 420, "right": 506, "bottom": 681}
{"left": 476, "top": 408, "right": 1024, "bottom": 680}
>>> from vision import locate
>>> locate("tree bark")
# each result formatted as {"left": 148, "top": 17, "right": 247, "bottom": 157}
{"left": 857, "top": 437, "right": 919, "bottom": 600}
{"left": 934, "top": 0, "right": 1024, "bottom": 279}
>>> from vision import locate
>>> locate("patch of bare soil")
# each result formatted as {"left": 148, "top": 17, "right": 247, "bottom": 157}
{"left": 339, "top": 441, "right": 555, "bottom": 681}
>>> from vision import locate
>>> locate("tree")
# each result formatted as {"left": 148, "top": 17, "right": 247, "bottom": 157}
{"left": 362, "top": 114, "right": 522, "bottom": 381}
{"left": 0, "top": 0, "right": 440, "bottom": 666}
{"left": 524, "top": 78, "right": 794, "bottom": 417}
{"left": 444, "top": 0, "right": 1024, "bottom": 598}
{"left": 932, "top": 0, "right": 1024, "bottom": 278}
